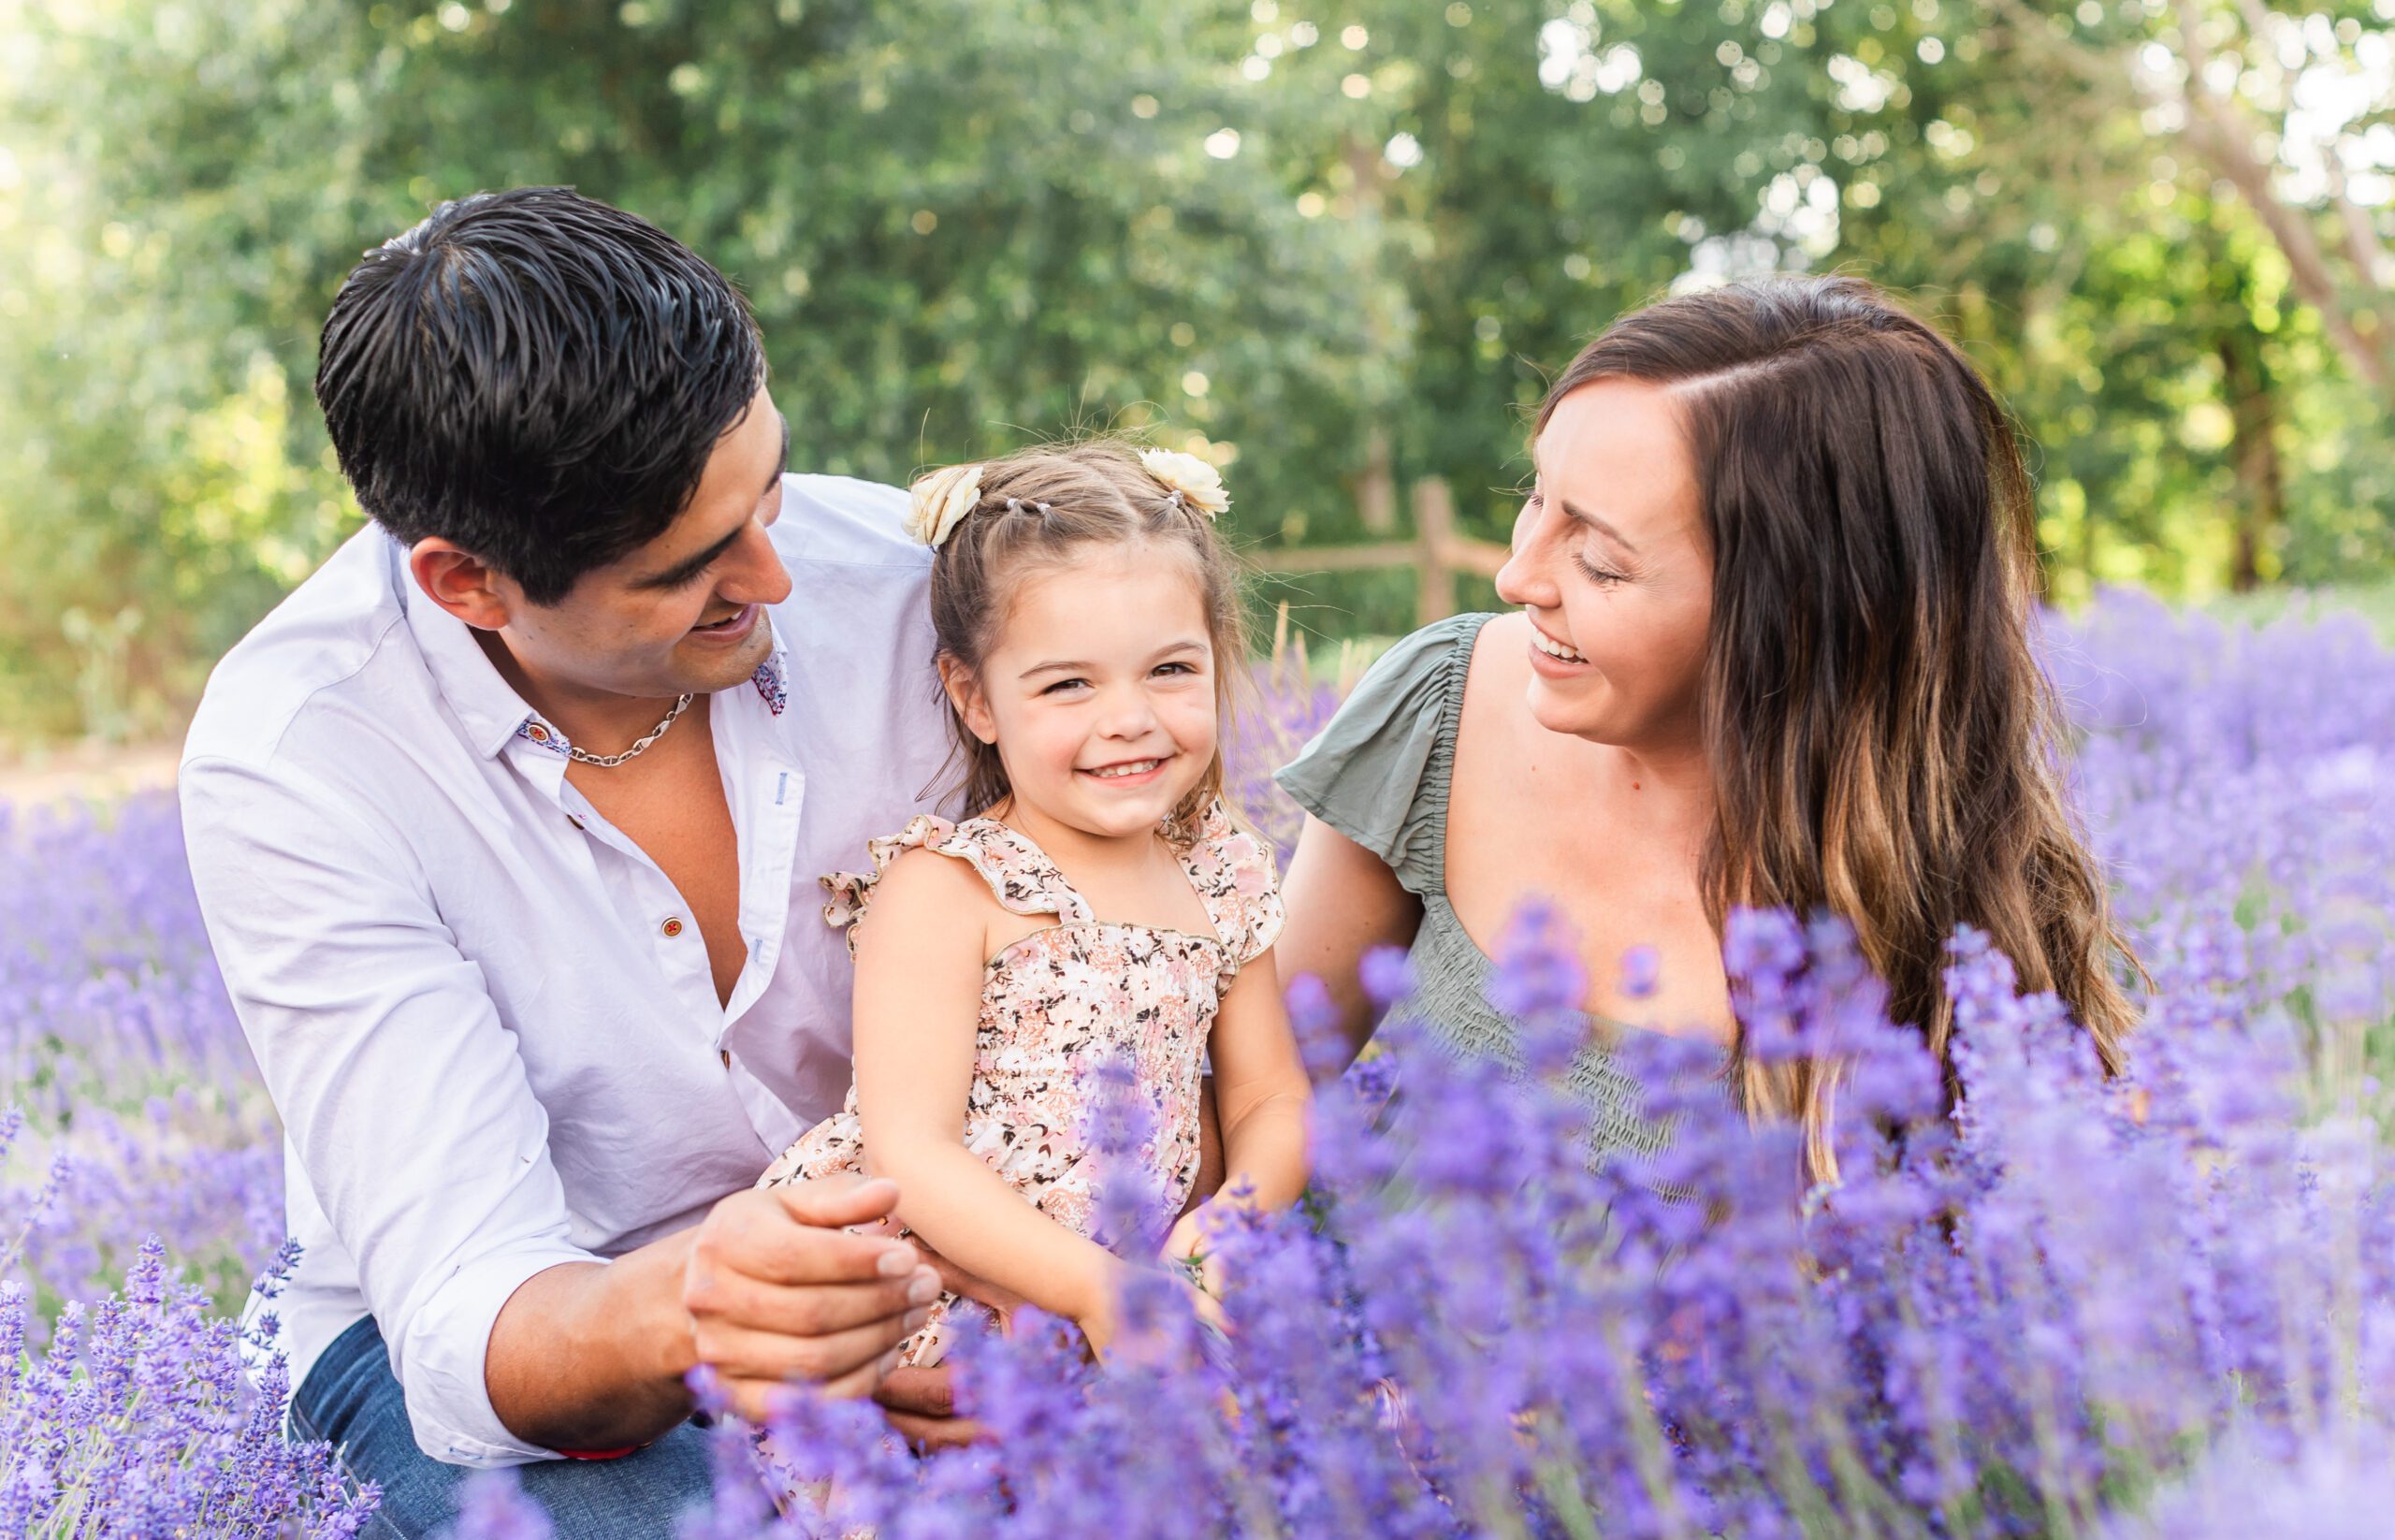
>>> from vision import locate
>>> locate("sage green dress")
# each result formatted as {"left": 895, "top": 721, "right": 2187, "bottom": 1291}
{"left": 1275, "top": 611, "right": 1699, "bottom": 1162}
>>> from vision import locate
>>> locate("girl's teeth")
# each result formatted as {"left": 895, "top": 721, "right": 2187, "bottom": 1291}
{"left": 1534, "top": 633, "right": 1586, "bottom": 662}
{"left": 1090, "top": 760, "right": 1160, "bottom": 779}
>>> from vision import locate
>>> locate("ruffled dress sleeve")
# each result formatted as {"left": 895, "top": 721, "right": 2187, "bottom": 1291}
{"left": 1271, "top": 612, "right": 1491, "bottom": 899}
{"left": 1183, "top": 797, "right": 1286, "bottom": 977}
{"left": 818, "top": 813, "right": 1091, "bottom": 955}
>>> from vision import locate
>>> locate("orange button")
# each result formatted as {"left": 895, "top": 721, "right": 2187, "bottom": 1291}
{"left": 661, "top": 917, "right": 685, "bottom": 938}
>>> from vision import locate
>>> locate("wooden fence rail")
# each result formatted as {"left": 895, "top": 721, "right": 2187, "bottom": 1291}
{"left": 1245, "top": 477, "right": 1510, "bottom": 625}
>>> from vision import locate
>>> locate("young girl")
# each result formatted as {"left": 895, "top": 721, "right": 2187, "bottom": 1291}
{"left": 758, "top": 441, "right": 1312, "bottom": 1368}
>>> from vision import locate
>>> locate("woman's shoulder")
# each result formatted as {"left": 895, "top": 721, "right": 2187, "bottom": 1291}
{"left": 1455, "top": 610, "right": 1536, "bottom": 724}
{"left": 1271, "top": 612, "right": 1499, "bottom": 893}
{"left": 1364, "top": 610, "right": 1498, "bottom": 691}
{"left": 1303, "top": 611, "right": 1494, "bottom": 751}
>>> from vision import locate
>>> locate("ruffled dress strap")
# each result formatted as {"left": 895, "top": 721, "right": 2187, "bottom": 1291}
{"left": 820, "top": 813, "right": 1094, "bottom": 952}
{"left": 1177, "top": 797, "right": 1287, "bottom": 988}
{"left": 1272, "top": 612, "right": 1492, "bottom": 898}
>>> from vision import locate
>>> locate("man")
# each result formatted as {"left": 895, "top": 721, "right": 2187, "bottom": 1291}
{"left": 181, "top": 187, "right": 993, "bottom": 1533}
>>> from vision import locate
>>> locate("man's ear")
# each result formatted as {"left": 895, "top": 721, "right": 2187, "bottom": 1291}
{"left": 936, "top": 655, "right": 998, "bottom": 746}
{"left": 409, "top": 539, "right": 517, "bottom": 632}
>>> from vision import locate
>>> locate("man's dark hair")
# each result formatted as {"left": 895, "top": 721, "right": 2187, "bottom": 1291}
{"left": 315, "top": 187, "right": 766, "bottom": 603}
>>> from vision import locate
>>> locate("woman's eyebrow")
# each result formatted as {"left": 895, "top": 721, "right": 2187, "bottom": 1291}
{"left": 1560, "top": 496, "right": 1640, "bottom": 556}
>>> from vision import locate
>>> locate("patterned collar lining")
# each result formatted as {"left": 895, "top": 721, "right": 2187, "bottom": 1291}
{"left": 515, "top": 654, "right": 789, "bottom": 759}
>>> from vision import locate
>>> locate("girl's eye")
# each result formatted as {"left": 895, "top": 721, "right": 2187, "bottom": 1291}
{"left": 1041, "top": 677, "right": 1090, "bottom": 696}
{"left": 1153, "top": 661, "right": 1198, "bottom": 678}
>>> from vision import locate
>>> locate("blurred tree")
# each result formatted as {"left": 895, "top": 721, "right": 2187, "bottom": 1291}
{"left": 0, "top": 0, "right": 1385, "bottom": 734}
{"left": 1229, "top": 0, "right": 2390, "bottom": 605}
{"left": 0, "top": 0, "right": 2388, "bottom": 740}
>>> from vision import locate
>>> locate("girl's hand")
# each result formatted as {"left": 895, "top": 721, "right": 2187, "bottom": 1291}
{"left": 1163, "top": 1205, "right": 1230, "bottom": 1305}
{"left": 1164, "top": 1213, "right": 1236, "bottom": 1351}
{"left": 1178, "top": 1272, "right": 1230, "bottom": 1339}
{"left": 1078, "top": 1257, "right": 1227, "bottom": 1362}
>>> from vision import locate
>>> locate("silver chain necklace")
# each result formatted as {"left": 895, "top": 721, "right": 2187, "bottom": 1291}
{"left": 563, "top": 692, "right": 695, "bottom": 768}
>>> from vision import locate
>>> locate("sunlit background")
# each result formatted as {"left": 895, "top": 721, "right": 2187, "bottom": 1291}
{"left": 1, "top": 0, "right": 2389, "bottom": 756}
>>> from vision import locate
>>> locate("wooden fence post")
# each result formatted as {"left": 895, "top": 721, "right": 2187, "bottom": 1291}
{"left": 1413, "top": 477, "right": 1456, "bottom": 624}
{"left": 1357, "top": 429, "right": 1396, "bottom": 535}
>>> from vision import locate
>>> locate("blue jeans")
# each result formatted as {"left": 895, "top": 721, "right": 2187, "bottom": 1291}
{"left": 290, "top": 1315, "right": 716, "bottom": 1538}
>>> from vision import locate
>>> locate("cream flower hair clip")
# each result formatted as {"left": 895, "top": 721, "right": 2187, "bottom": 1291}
{"left": 904, "top": 463, "right": 985, "bottom": 549}
{"left": 1138, "top": 448, "right": 1230, "bottom": 519}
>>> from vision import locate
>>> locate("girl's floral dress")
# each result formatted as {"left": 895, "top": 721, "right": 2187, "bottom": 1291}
{"left": 757, "top": 796, "right": 1285, "bottom": 1367}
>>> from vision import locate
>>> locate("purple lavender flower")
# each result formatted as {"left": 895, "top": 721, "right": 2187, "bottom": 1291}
{"left": 0, "top": 1236, "right": 375, "bottom": 1535}
{"left": 1358, "top": 944, "right": 1415, "bottom": 1010}
{"left": 443, "top": 1471, "right": 554, "bottom": 1540}
{"left": 1618, "top": 943, "right": 1661, "bottom": 1000}
{"left": 35, "top": 591, "right": 2395, "bottom": 1535}
{"left": 1283, "top": 971, "right": 1350, "bottom": 1081}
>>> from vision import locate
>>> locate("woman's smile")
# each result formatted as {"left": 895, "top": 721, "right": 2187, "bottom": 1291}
{"left": 1527, "top": 617, "right": 1589, "bottom": 669}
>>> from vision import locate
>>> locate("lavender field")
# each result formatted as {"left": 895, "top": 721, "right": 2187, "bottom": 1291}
{"left": 10, "top": 590, "right": 2395, "bottom": 1536}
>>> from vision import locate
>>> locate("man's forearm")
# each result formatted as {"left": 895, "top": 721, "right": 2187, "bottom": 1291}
{"left": 485, "top": 1234, "right": 700, "bottom": 1453}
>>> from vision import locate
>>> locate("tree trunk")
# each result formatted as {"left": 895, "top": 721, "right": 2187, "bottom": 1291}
{"left": 2218, "top": 327, "right": 2285, "bottom": 592}
{"left": 2168, "top": 0, "right": 2395, "bottom": 395}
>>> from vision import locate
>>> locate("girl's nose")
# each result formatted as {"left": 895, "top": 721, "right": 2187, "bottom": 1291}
{"left": 1096, "top": 686, "right": 1163, "bottom": 739}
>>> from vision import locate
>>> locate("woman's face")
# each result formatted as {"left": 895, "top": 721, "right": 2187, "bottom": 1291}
{"left": 1494, "top": 377, "right": 1713, "bottom": 750}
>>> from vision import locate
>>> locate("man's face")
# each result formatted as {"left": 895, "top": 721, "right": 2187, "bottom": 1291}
{"left": 495, "top": 385, "right": 795, "bottom": 701}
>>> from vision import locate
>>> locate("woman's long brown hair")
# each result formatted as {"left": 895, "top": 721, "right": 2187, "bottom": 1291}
{"left": 1539, "top": 276, "right": 2137, "bottom": 1181}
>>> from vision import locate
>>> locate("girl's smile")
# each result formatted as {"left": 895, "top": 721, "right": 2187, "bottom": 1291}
{"left": 1079, "top": 753, "right": 1175, "bottom": 786}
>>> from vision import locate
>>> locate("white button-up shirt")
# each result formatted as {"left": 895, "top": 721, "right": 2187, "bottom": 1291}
{"left": 179, "top": 474, "right": 950, "bottom": 1467}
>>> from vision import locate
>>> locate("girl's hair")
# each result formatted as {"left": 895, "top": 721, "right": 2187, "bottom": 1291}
{"left": 1537, "top": 275, "right": 2139, "bottom": 1182}
{"left": 923, "top": 440, "right": 1248, "bottom": 833}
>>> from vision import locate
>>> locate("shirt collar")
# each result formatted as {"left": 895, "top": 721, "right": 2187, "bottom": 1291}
{"left": 748, "top": 619, "right": 791, "bottom": 717}
{"left": 397, "top": 543, "right": 546, "bottom": 761}
{"left": 395, "top": 541, "right": 792, "bottom": 762}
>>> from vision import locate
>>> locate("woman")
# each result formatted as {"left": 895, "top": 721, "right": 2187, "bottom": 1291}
{"left": 1276, "top": 275, "right": 2136, "bottom": 1180}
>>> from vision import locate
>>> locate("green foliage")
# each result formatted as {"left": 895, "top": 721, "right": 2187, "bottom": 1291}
{"left": 1, "top": 0, "right": 2388, "bottom": 742}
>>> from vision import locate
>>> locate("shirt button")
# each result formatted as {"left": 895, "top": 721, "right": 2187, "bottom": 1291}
{"left": 661, "top": 917, "right": 686, "bottom": 938}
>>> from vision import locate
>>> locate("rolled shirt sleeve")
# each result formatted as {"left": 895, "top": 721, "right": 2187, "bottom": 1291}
{"left": 181, "top": 754, "right": 602, "bottom": 1467}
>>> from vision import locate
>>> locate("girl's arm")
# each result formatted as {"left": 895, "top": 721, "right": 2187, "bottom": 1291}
{"left": 850, "top": 850, "right": 1131, "bottom": 1347}
{"left": 1168, "top": 946, "right": 1311, "bottom": 1265}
